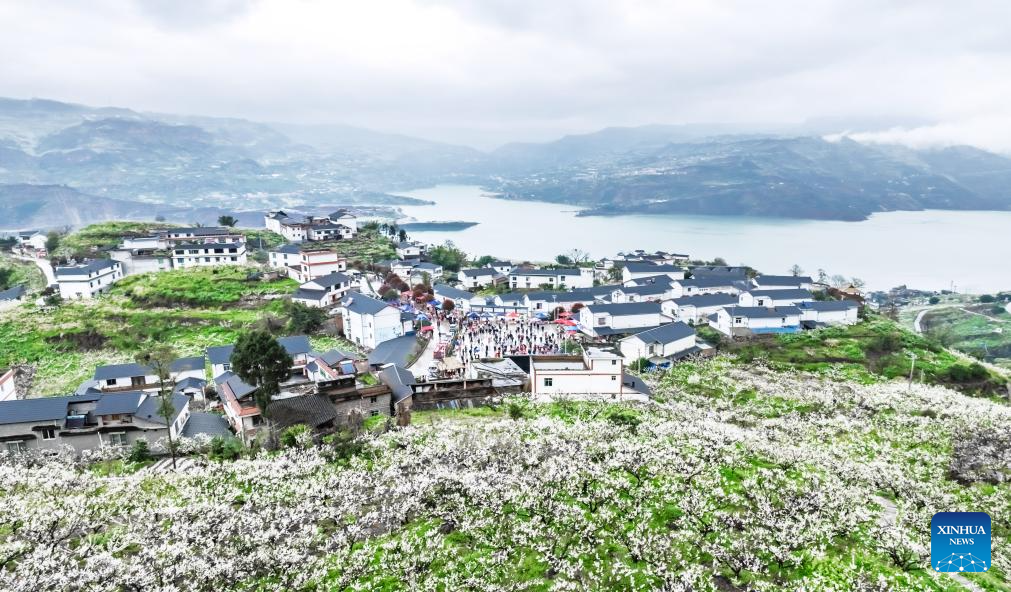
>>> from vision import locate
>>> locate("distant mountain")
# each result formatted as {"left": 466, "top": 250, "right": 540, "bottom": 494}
{"left": 488, "top": 134, "right": 1011, "bottom": 221}
{"left": 2, "top": 97, "right": 1011, "bottom": 224}
{"left": 0, "top": 97, "right": 477, "bottom": 216}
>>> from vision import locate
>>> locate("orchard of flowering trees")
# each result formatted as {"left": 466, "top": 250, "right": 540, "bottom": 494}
{"left": 1, "top": 357, "right": 1009, "bottom": 591}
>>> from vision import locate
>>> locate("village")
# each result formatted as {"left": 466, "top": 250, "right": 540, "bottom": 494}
{"left": 1, "top": 210, "right": 866, "bottom": 455}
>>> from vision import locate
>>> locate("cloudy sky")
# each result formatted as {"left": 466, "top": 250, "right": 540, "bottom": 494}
{"left": 2, "top": 0, "right": 1010, "bottom": 150}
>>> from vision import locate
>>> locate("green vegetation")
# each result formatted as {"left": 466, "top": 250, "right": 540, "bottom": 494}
{"left": 0, "top": 266, "right": 303, "bottom": 396}
{"left": 109, "top": 266, "right": 297, "bottom": 307}
{"left": 313, "top": 227, "right": 396, "bottom": 264}
{"left": 921, "top": 305, "right": 1011, "bottom": 370}
{"left": 238, "top": 228, "right": 285, "bottom": 250}
{"left": 59, "top": 221, "right": 175, "bottom": 255}
{"left": 721, "top": 313, "right": 1008, "bottom": 395}
{"left": 427, "top": 241, "right": 469, "bottom": 272}
{"left": 0, "top": 253, "right": 46, "bottom": 292}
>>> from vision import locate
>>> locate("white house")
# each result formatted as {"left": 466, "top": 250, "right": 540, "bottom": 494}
{"left": 609, "top": 283, "right": 672, "bottom": 303}
{"left": 662, "top": 293, "right": 739, "bottom": 324}
{"left": 509, "top": 268, "right": 594, "bottom": 289}
{"left": 93, "top": 363, "right": 162, "bottom": 393}
{"left": 293, "top": 272, "right": 352, "bottom": 308}
{"left": 17, "top": 230, "right": 47, "bottom": 252}
{"left": 579, "top": 302, "right": 667, "bottom": 337}
{"left": 109, "top": 241, "right": 172, "bottom": 276}
{"left": 529, "top": 348, "right": 624, "bottom": 396}
{"left": 395, "top": 241, "right": 423, "bottom": 259}
{"left": 206, "top": 335, "right": 312, "bottom": 381}
{"left": 710, "top": 306, "right": 802, "bottom": 337}
{"left": 55, "top": 259, "right": 123, "bottom": 300}
{"left": 752, "top": 275, "right": 814, "bottom": 291}
{"left": 486, "top": 260, "right": 513, "bottom": 275}
{"left": 797, "top": 300, "right": 860, "bottom": 326}
{"left": 434, "top": 283, "right": 486, "bottom": 311}
{"left": 618, "top": 322, "right": 699, "bottom": 364}
{"left": 621, "top": 262, "right": 686, "bottom": 283}
{"left": 287, "top": 249, "right": 347, "bottom": 283}
{"left": 268, "top": 244, "right": 302, "bottom": 270}
{"left": 670, "top": 277, "right": 744, "bottom": 298}
{"left": 160, "top": 227, "right": 241, "bottom": 245}
{"left": 170, "top": 241, "right": 247, "bottom": 268}
{"left": 264, "top": 210, "right": 357, "bottom": 243}
{"left": 340, "top": 294, "right": 412, "bottom": 349}
{"left": 458, "top": 268, "right": 499, "bottom": 289}
{"left": 737, "top": 289, "right": 814, "bottom": 308}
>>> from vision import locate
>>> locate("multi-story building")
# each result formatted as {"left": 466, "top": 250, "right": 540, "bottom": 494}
{"left": 55, "top": 259, "right": 123, "bottom": 300}
{"left": 339, "top": 294, "right": 413, "bottom": 349}
{"left": 170, "top": 241, "right": 247, "bottom": 268}
{"left": 529, "top": 348, "right": 624, "bottom": 397}
{"left": 264, "top": 210, "right": 357, "bottom": 243}
{"left": 509, "top": 268, "right": 594, "bottom": 290}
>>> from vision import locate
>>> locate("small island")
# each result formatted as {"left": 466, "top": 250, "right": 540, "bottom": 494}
{"left": 399, "top": 220, "right": 479, "bottom": 231}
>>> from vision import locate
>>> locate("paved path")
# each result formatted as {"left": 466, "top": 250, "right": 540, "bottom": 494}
{"left": 12, "top": 254, "right": 55, "bottom": 286}
{"left": 144, "top": 457, "right": 198, "bottom": 474}
{"left": 408, "top": 318, "right": 447, "bottom": 378}
{"left": 913, "top": 309, "right": 929, "bottom": 333}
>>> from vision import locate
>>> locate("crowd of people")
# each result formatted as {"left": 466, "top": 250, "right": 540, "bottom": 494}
{"left": 455, "top": 314, "right": 571, "bottom": 364}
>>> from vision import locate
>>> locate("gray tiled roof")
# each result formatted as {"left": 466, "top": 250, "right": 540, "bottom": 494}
{"left": 510, "top": 268, "right": 580, "bottom": 277}
{"left": 181, "top": 412, "right": 231, "bottom": 438}
{"left": 624, "top": 322, "right": 695, "bottom": 345}
{"left": 585, "top": 302, "right": 662, "bottom": 316}
{"left": 170, "top": 356, "right": 205, "bottom": 373}
{"left": 278, "top": 335, "right": 312, "bottom": 355}
{"left": 460, "top": 268, "right": 497, "bottom": 277}
{"left": 93, "top": 363, "right": 152, "bottom": 381}
{"left": 671, "top": 293, "right": 739, "bottom": 307}
{"left": 0, "top": 395, "right": 78, "bottom": 425}
{"left": 136, "top": 393, "right": 189, "bottom": 426}
{"left": 54, "top": 259, "right": 119, "bottom": 277}
{"left": 342, "top": 294, "right": 392, "bottom": 315}
{"left": 367, "top": 335, "right": 417, "bottom": 367}
{"left": 723, "top": 306, "right": 801, "bottom": 318}
{"left": 754, "top": 274, "right": 814, "bottom": 285}
{"left": 623, "top": 262, "right": 684, "bottom": 273}
{"left": 798, "top": 300, "right": 858, "bottom": 311}
{"left": 206, "top": 345, "right": 235, "bottom": 365}
{"left": 93, "top": 391, "right": 145, "bottom": 415}
{"left": 746, "top": 289, "right": 814, "bottom": 300}
{"left": 293, "top": 288, "right": 327, "bottom": 302}
{"left": 433, "top": 283, "right": 473, "bottom": 300}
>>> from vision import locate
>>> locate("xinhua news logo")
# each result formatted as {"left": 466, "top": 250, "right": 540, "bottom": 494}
{"left": 931, "top": 512, "right": 991, "bottom": 573}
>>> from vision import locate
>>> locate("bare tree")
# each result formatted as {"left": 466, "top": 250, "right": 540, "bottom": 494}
{"left": 136, "top": 345, "right": 178, "bottom": 469}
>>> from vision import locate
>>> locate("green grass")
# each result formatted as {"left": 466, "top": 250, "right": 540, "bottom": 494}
{"left": 921, "top": 305, "right": 1011, "bottom": 370}
{"left": 59, "top": 221, "right": 177, "bottom": 255}
{"left": 311, "top": 228, "right": 396, "bottom": 264}
{"left": 0, "top": 266, "right": 304, "bottom": 396}
{"left": 0, "top": 253, "right": 46, "bottom": 292}
{"left": 721, "top": 313, "right": 1007, "bottom": 396}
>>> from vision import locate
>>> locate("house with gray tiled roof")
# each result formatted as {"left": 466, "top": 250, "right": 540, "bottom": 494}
{"left": 621, "top": 262, "right": 686, "bottom": 283}
{"left": 509, "top": 267, "right": 594, "bottom": 290}
{"left": 339, "top": 294, "right": 413, "bottom": 349}
{"left": 738, "top": 289, "right": 814, "bottom": 308}
{"left": 578, "top": 302, "right": 669, "bottom": 338}
{"left": 710, "top": 306, "right": 802, "bottom": 337}
{"left": 619, "top": 321, "right": 704, "bottom": 364}
{"left": 55, "top": 259, "right": 122, "bottom": 300}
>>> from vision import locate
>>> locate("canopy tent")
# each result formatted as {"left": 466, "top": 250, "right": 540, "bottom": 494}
{"left": 558, "top": 311, "right": 572, "bottom": 318}
{"left": 505, "top": 311, "right": 521, "bottom": 318}
{"left": 467, "top": 312, "right": 480, "bottom": 319}
{"left": 419, "top": 325, "right": 434, "bottom": 332}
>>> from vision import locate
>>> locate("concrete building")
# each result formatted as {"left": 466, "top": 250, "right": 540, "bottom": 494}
{"left": 618, "top": 322, "right": 701, "bottom": 365}
{"left": 710, "top": 306, "right": 802, "bottom": 337}
{"left": 621, "top": 262, "right": 686, "bottom": 283}
{"left": 170, "top": 241, "right": 247, "bottom": 268}
{"left": 578, "top": 302, "right": 667, "bottom": 338}
{"left": 737, "top": 289, "right": 814, "bottom": 308}
{"left": 0, "top": 368, "right": 16, "bottom": 402}
{"left": 797, "top": 300, "right": 860, "bottom": 326}
{"left": 529, "top": 348, "right": 624, "bottom": 396}
{"left": 509, "top": 268, "right": 594, "bottom": 290}
{"left": 55, "top": 259, "right": 123, "bottom": 300}
{"left": 339, "top": 294, "right": 413, "bottom": 349}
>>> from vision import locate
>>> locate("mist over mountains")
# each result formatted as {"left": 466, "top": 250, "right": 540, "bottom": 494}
{"left": 1, "top": 97, "right": 1010, "bottom": 228}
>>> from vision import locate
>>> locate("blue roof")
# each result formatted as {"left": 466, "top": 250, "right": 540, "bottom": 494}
{"left": 0, "top": 396, "right": 78, "bottom": 425}
{"left": 585, "top": 302, "right": 662, "bottom": 316}
{"left": 342, "top": 294, "right": 392, "bottom": 315}
{"left": 170, "top": 356, "right": 205, "bottom": 373}
{"left": 206, "top": 345, "right": 235, "bottom": 365}
{"left": 136, "top": 393, "right": 189, "bottom": 425}
{"left": 367, "top": 335, "right": 417, "bottom": 367}
{"left": 278, "top": 335, "right": 311, "bottom": 355}
{"left": 54, "top": 259, "right": 118, "bottom": 277}
{"left": 93, "top": 363, "right": 152, "bottom": 381}
{"left": 0, "top": 285, "right": 25, "bottom": 301}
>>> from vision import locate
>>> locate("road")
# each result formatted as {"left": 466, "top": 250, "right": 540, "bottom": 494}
{"left": 12, "top": 254, "right": 56, "bottom": 286}
{"left": 913, "top": 309, "right": 929, "bottom": 333}
{"left": 408, "top": 318, "right": 449, "bottom": 378}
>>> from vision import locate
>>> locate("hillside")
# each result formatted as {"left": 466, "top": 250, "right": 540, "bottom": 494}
{"left": 1, "top": 359, "right": 1008, "bottom": 590}
{"left": 490, "top": 135, "right": 1011, "bottom": 221}
{"left": 3, "top": 98, "right": 1011, "bottom": 224}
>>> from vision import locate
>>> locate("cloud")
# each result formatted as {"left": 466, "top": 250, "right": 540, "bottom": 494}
{"left": 0, "top": 0, "right": 1009, "bottom": 150}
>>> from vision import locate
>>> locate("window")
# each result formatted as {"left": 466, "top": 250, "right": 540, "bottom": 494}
{"left": 734, "top": 317, "right": 743, "bottom": 324}
{"left": 131, "top": 376, "right": 146, "bottom": 387}
{"left": 107, "top": 378, "right": 118, "bottom": 386}
{"left": 611, "top": 360, "right": 617, "bottom": 365}
{"left": 5, "top": 441, "right": 26, "bottom": 453}
{"left": 611, "top": 375, "right": 617, "bottom": 381}
{"left": 40, "top": 427, "right": 56, "bottom": 440}
{"left": 597, "top": 317, "right": 606, "bottom": 326}
{"left": 543, "top": 377, "right": 553, "bottom": 387}
{"left": 370, "top": 397, "right": 377, "bottom": 404}
{"left": 370, "top": 410, "right": 379, "bottom": 417}
{"left": 106, "top": 433, "right": 127, "bottom": 447}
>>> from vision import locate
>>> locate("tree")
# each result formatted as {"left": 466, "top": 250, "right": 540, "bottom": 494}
{"left": 555, "top": 254, "right": 573, "bottom": 266}
{"left": 607, "top": 264, "right": 624, "bottom": 283}
{"left": 230, "top": 331, "right": 292, "bottom": 417}
{"left": 830, "top": 274, "right": 848, "bottom": 287}
{"left": 441, "top": 299, "right": 455, "bottom": 312}
{"left": 136, "top": 345, "right": 179, "bottom": 469}
{"left": 928, "top": 296, "right": 941, "bottom": 305}
{"left": 428, "top": 241, "right": 468, "bottom": 272}
{"left": 45, "top": 231, "right": 61, "bottom": 254}
{"left": 566, "top": 249, "right": 590, "bottom": 265}
{"left": 473, "top": 255, "right": 495, "bottom": 267}
{"left": 218, "top": 215, "right": 238, "bottom": 227}
{"left": 286, "top": 300, "right": 326, "bottom": 334}
{"left": 789, "top": 264, "right": 804, "bottom": 277}
{"left": 398, "top": 229, "right": 408, "bottom": 242}
{"left": 712, "top": 257, "right": 728, "bottom": 266}
{"left": 980, "top": 294, "right": 996, "bottom": 303}
{"left": 817, "top": 268, "right": 828, "bottom": 284}
{"left": 850, "top": 277, "right": 866, "bottom": 289}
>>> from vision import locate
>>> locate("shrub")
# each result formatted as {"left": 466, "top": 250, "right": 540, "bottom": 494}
{"left": 928, "top": 296, "right": 940, "bottom": 305}
{"left": 128, "top": 439, "right": 153, "bottom": 463}
{"left": 209, "top": 435, "right": 244, "bottom": 461}
{"left": 280, "top": 424, "right": 313, "bottom": 448}
{"left": 979, "top": 294, "right": 996, "bottom": 303}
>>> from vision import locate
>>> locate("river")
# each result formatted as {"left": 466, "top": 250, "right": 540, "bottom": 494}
{"left": 393, "top": 184, "right": 1011, "bottom": 293}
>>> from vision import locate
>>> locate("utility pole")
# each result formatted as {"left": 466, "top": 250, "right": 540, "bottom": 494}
{"left": 907, "top": 352, "right": 917, "bottom": 391}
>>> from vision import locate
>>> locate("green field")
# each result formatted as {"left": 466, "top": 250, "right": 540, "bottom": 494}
{"left": 701, "top": 314, "right": 1009, "bottom": 396}
{"left": 0, "top": 266, "right": 299, "bottom": 396}
{"left": 309, "top": 227, "right": 396, "bottom": 264}
{"left": 920, "top": 305, "right": 1011, "bottom": 370}
{"left": 0, "top": 253, "right": 46, "bottom": 292}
